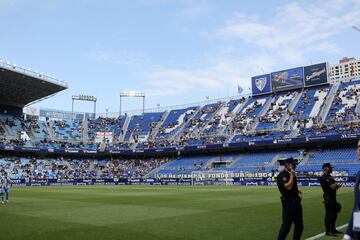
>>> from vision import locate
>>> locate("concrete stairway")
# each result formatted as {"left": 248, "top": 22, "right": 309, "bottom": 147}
{"left": 278, "top": 91, "right": 302, "bottom": 129}
{"left": 150, "top": 111, "right": 169, "bottom": 140}
{"left": 172, "top": 107, "right": 201, "bottom": 141}
{"left": 319, "top": 83, "right": 340, "bottom": 123}
{"left": 144, "top": 159, "right": 176, "bottom": 178}
{"left": 249, "top": 96, "right": 275, "bottom": 131}
{"left": 119, "top": 115, "right": 131, "bottom": 142}
{"left": 82, "top": 119, "right": 89, "bottom": 143}
{"left": 220, "top": 98, "right": 249, "bottom": 135}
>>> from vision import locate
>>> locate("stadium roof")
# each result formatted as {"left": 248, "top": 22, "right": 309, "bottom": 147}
{"left": 0, "top": 61, "right": 68, "bottom": 108}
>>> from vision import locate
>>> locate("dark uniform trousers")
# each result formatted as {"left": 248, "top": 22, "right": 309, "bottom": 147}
{"left": 278, "top": 197, "right": 304, "bottom": 240}
{"left": 324, "top": 196, "right": 337, "bottom": 233}
{"left": 345, "top": 170, "right": 360, "bottom": 239}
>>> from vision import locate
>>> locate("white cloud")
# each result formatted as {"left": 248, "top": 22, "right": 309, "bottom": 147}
{"left": 143, "top": 67, "right": 224, "bottom": 97}
{"left": 216, "top": 0, "right": 360, "bottom": 60}
{"left": 142, "top": 53, "right": 277, "bottom": 97}
{"left": 86, "top": 0, "right": 360, "bottom": 103}
{"left": 141, "top": 0, "right": 360, "bottom": 99}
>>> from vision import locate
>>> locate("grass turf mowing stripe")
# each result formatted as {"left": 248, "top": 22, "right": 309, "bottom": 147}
{"left": 305, "top": 224, "right": 348, "bottom": 240}
{"left": 0, "top": 186, "right": 354, "bottom": 240}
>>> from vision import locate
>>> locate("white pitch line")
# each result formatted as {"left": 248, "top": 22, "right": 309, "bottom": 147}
{"left": 305, "top": 224, "right": 348, "bottom": 240}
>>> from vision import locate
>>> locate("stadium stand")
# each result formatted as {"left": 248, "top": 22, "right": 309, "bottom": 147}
{"left": 124, "top": 112, "right": 165, "bottom": 142}
{"left": 50, "top": 119, "right": 83, "bottom": 141}
{"left": 0, "top": 60, "right": 360, "bottom": 186}
{"left": 256, "top": 91, "right": 298, "bottom": 130}
{"left": 202, "top": 97, "right": 247, "bottom": 135}
{"left": 325, "top": 80, "right": 360, "bottom": 122}
{"left": 0, "top": 156, "right": 169, "bottom": 180}
{"left": 88, "top": 116, "right": 125, "bottom": 141}
{"left": 289, "top": 86, "right": 330, "bottom": 129}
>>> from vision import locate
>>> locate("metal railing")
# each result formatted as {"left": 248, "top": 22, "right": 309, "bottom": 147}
{"left": 97, "top": 93, "right": 251, "bottom": 118}
{"left": 0, "top": 59, "right": 68, "bottom": 88}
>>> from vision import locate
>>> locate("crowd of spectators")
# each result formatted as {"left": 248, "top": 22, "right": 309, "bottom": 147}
{"left": 327, "top": 83, "right": 360, "bottom": 122}
{"left": 204, "top": 97, "right": 248, "bottom": 135}
{"left": 0, "top": 156, "right": 169, "bottom": 180}
{"left": 291, "top": 88, "right": 327, "bottom": 121}
{"left": 0, "top": 126, "right": 5, "bottom": 136}
{"left": 258, "top": 92, "right": 297, "bottom": 127}
{"left": 88, "top": 117, "right": 123, "bottom": 140}
{"left": 0, "top": 81, "right": 360, "bottom": 150}
{"left": 230, "top": 99, "right": 263, "bottom": 135}
{"left": 158, "top": 110, "right": 195, "bottom": 135}
{"left": 298, "top": 121, "right": 360, "bottom": 137}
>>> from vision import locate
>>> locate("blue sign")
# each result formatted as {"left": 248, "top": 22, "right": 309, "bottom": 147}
{"left": 10, "top": 177, "right": 356, "bottom": 187}
{"left": 271, "top": 67, "right": 304, "bottom": 92}
{"left": 304, "top": 62, "right": 328, "bottom": 87}
{"left": 1, "top": 133, "right": 360, "bottom": 155}
{"left": 251, "top": 74, "right": 272, "bottom": 96}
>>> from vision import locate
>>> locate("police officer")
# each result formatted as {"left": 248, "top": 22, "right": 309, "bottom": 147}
{"left": 277, "top": 158, "right": 303, "bottom": 240}
{"left": 320, "top": 163, "right": 342, "bottom": 237}
{"left": 344, "top": 139, "right": 360, "bottom": 240}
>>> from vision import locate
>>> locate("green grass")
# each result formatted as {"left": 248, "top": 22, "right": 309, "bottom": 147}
{"left": 0, "top": 186, "right": 354, "bottom": 240}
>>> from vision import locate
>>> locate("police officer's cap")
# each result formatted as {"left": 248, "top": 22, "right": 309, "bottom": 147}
{"left": 278, "top": 157, "right": 298, "bottom": 166}
{"left": 322, "top": 162, "right": 332, "bottom": 169}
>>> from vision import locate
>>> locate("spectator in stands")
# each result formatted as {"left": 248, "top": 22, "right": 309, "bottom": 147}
{"left": 0, "top": 156, "right": 169, "bottom": 180}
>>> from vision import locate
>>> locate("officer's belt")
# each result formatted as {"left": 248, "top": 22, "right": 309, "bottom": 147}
{"left": 281, "top": 196, "right": 300, "bottom": 202}
{"left": 323, "top": 193, "right": 336, "bottom": 199}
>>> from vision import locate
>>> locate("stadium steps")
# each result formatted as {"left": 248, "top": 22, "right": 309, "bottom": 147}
{"left": 226, "top": 155, "right": 243, "bottom": 168}
{"left": 298, "top": 150, "right": 315, "bottom": 166}
{"left": 268, "top": 154, "right": 282, "bottom": 166}
{"left": 204, "top": 156, "right": 225, "bottom": 168}
{"left": 45, "top": 121, "right": 57, "bottom": 141}
{"left": 25, "top": 130, "right": 36, "bottom": 146}
{"left": 356, "top": 95, "right": 360, "bottom": 113}
{"left": 1, "top": 120, "right": 16, "bottom": 136}
{"left": 285, "top": 118, "right": 296, "bottom": 131}
{"left": 221, "top": 97, "right": 249, "bottom": 135}
{"left": 288, "top": 127, "right": 300, "bottom": 138}
{"left": 319, "top": 83, "right": 340, "bottom": 123}
{"left": 306, "top": 89, "right": 330, "bottom": 128}
{"left": 223, "top": 97, "right": 251, "bottom": 142}
{"left": 119, "top": 115, "right": 131, "bottom": 142}
{"left": 198, "top": 102, "right": 226, "bottom": 136}
{"left": 128, "top": 132, "right": 137, "bottom": 146}
{"left": 258, "top": 96, "right": 275, "bottom": 118}
{"left": 82, "top": 118, "right": 89, "bottom": 143}
{"left": 267, "top": 151, "right": 308, "bottom": 167}
{"left": 225, "top": 133, "right": 235, "bottom": 144}
{"left": 278, "top": 91, "right": 302, "bottom": 129}
{"left": 144, "top": 158, "right": 176, "bottom": 178}
{"left": 0, "top": 120, "right": 10, "bottom": 136}
{"left": 171, "top": 107, "right": 201, "bottom": 141}
{"left": 249, "top": 95, "right": 275, "bottom": 131}
{"left": 149, "top": 111, "right": 169, "bottom": 140}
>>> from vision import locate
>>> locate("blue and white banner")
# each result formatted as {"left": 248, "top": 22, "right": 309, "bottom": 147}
{"left": 271, "top": 67, "right": 304, "bottom": 92}
{"left": 251, "top": 74, "right": 272, "bottom": 96}
{"left": 1, "top": 133, "right": 360, "bottom": 155}
{"left": 9, "top": 176, "right": 356, "bottom": 187}
{"left": 304, "top": 62, "right": 328, "bottom": 87}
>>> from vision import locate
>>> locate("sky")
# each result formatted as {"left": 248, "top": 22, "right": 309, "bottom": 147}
{"left": 1, "top": 0, "right": 360, "bottom": 115}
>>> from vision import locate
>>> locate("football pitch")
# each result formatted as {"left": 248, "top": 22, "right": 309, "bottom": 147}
{"left": 0, "top": 186, "right": 354, "bottom": 240}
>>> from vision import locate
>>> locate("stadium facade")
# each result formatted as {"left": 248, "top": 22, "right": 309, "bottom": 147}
{"left": 0, "top": 58, "right": 359, "bottom": 187}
